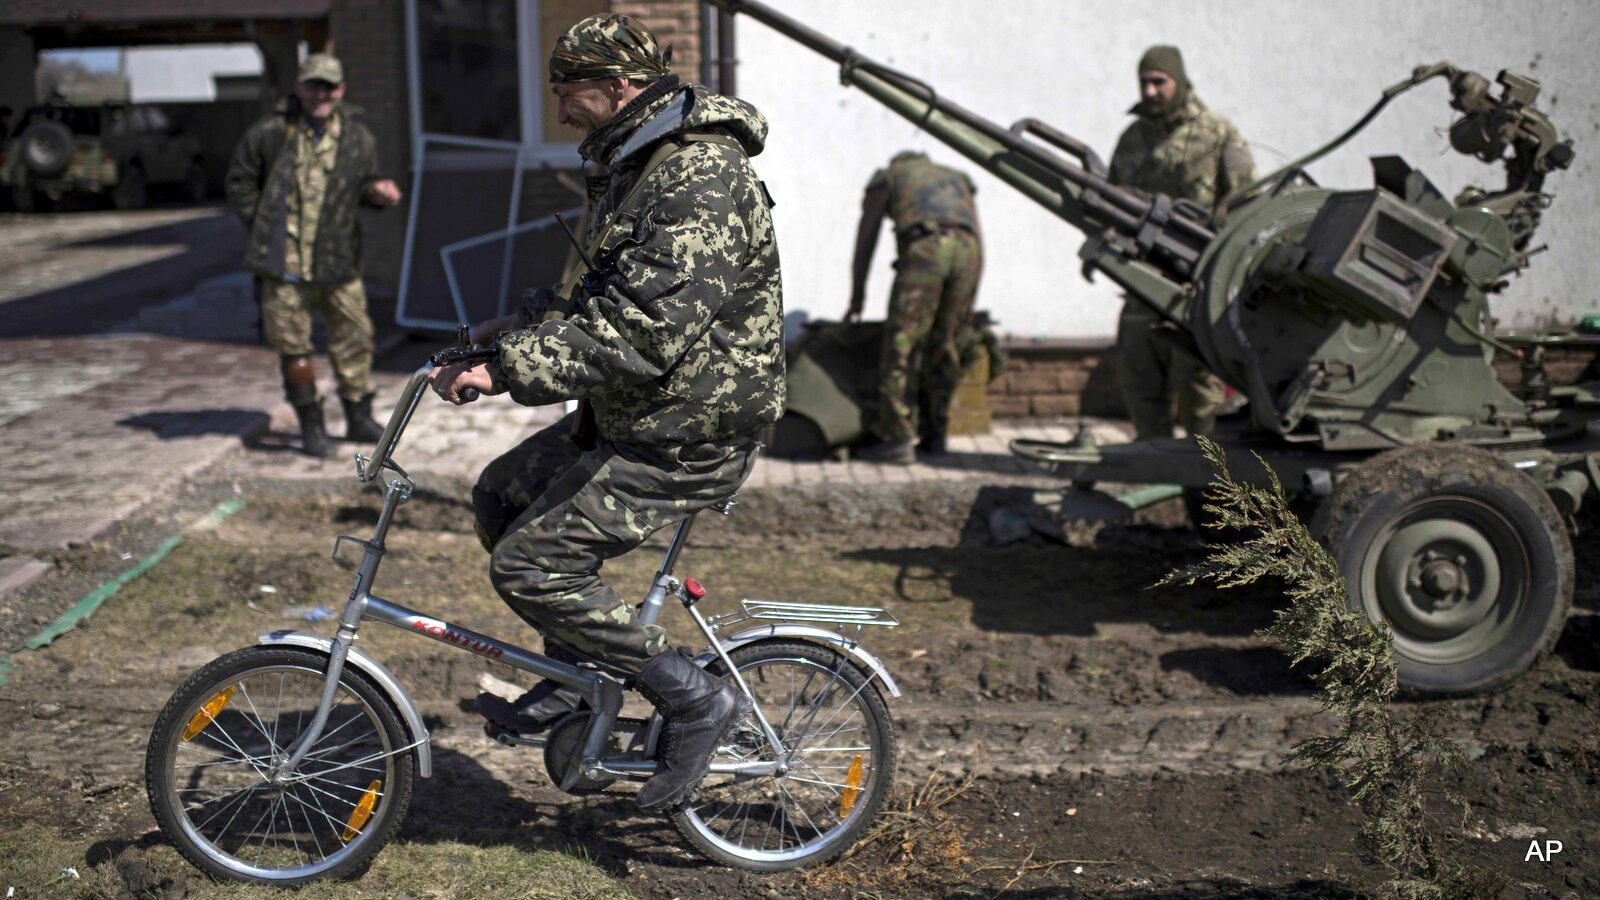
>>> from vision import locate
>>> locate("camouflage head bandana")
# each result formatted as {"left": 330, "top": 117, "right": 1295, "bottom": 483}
{"left": 1138, "top": 45, "right": 1188, "bottom": 87}
{"left": 1137, "top": 44, "right": 1190, "bottom": 112}
{"left": 549, "top": 14, "right": 672, "bottom": 84}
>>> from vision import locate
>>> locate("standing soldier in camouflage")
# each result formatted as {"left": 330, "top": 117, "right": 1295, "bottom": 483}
{"left": 1109, "top": 45, "right": 1256, "bottom": 441}
{"left": 428, "top": 14, "right": 783, "bottom": 813}
{"left": 226, "top": 54, "right": 402, "bottom": 458}
{"left": 847, "top": 150, "right": 983, "bottom": 464}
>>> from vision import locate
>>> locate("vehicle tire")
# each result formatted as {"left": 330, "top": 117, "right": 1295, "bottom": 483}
{"left": 19, "top": 120, "right": 73, "bottom": 177}
{"left": 145, "top": 646, "right": 416, "bottom": 885}
{"left": 182, "top": 159, "right": 208, "bottom": 203}
{"left": 1316, "top": 444, "right": 1573, "bottom": 697}
{"left": 672, "top": 640, "right": 897, "bottom": 871}
{"left": 111, "top": 163, "right": 146, "bottom": 210}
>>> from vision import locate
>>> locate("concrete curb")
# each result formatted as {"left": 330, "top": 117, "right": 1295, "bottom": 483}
{"left": 0, "top": 557, "right": 53, "bottom": 602}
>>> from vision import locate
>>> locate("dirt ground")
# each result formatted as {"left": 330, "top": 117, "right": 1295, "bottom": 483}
{"left": 1, "top": 466, "right": 1597, "bottom": 899}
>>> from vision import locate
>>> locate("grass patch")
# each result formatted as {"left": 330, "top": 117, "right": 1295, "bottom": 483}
{"left": 0, "top": 824, "right": 630, "bottom": 900}
{"left": 0, "top": 823, "right": 125, "bottom": 899}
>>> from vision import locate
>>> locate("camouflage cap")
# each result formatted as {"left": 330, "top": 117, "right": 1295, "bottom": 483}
{"left": 298, "top": 53, "right": 344, "bottom": 85}
{"left": 549, "top": 14, "right": 671, "bottom": 84}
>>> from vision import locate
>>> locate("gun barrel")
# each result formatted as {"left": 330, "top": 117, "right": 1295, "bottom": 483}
{"left": 707, "top": 0, "right": 1213, "bottom": 275}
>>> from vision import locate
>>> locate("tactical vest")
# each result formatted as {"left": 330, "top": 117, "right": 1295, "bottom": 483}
{"left": 882, "top": 156, "right": 977, "bottom": 237}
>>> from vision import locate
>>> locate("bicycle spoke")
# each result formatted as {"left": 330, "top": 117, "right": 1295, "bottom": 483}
{"left": 233, "top": 682, "right": 287, "bottom": 753}
{"left": 191, "top": 781, "right": 264, "bottom": 837}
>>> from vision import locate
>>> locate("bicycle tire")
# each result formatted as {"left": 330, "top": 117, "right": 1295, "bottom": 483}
{"left": 145, "top": 646, "right": 416, "bottom": 885}
{"left": 672, "top": 640, "right": 897, "bottom": 871}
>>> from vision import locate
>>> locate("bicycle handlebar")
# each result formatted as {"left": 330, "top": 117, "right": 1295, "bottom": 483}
{"left": 359, "top": 327, "right": 500, "bottom": 484}
{"left": 359, "top": 366, "right": 433, "bottom": 483}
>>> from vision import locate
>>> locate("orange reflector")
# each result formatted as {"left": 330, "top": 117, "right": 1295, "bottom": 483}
{"left": 840, "top": 754, "right": 863, "bottom": 816}
{"left": 181, "top": 687, "right": 236, "bottom": 741}
{"left": 341, "top": 780, "right": 383, "bottom": 842}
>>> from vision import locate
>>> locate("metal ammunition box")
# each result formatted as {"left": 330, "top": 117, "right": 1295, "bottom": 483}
{"left": 1297, "top": 189, "right": 1458, "bottom": 322}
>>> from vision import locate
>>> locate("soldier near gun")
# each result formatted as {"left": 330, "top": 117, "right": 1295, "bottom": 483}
{"left": 226, "top": 54, "right": 402, "bottom": 458}
{"left": 1109, "top": 45, "right": 1256, "bottom": 441}
{"left": 847, "top": 150, "right": 983, "bottom": 464}
{"left": 427, "top": 14, "right": 784, "bottom": 812}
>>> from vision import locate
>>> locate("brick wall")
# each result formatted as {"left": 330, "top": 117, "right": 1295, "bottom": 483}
{"left": 611, "top": 0, "right": 703, "bottom": 80}
{"left": 985, "top": 340, "right": 1600, "bottom": 425}
{"left": 1492, "top": 346, "right": 1599, "bottom": 394}
{"left": 987, "top": 339, "right": 1125, "bottom": 420}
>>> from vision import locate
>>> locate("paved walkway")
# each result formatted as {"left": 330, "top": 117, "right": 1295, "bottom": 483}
{"left": 0, "top": 268, "right": 1132, "bottom": 600}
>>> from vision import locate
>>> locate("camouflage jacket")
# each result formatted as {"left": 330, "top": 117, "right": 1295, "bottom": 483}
{"left": 494, "top": 80, "right": 785, "bottom": 446}
{"left": 1109, "top": 94, "right": 1256, "bottom": 212}
{"left": 868, "top": 151, "right": 978, "bottom": 237}
{"left": 225, "top": 99, "right": 389, "bottom": 284}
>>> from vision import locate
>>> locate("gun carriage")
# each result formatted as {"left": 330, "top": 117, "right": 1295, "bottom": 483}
{"left": 710, "top": 0, "right": 1600, "bottom": 696}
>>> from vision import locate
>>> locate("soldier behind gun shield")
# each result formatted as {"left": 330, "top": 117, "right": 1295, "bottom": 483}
{"left": 1109, "top": 45, "right": 1256, "bottom": 441}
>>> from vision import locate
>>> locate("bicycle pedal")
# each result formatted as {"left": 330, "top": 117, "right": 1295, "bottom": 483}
{"left": 484, "top": 722, "right": 542, "bottom": 748}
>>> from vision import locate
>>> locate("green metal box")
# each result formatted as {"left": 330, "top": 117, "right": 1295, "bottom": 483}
{"left": 1297, "top": 189, "right": 1458, "bottom": 322}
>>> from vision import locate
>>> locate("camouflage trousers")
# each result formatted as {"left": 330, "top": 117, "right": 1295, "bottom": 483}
{"left": 474, "top": 413, "right": 760, "bottom": 678}
{"left": 873, "top": 228, "right": 982, "bottom": 444}
{"left": 260, "top": 277, "right": 374, "bottom": 403}
{"left": 1116, "top": 300, "right": 1226, "bottom": 440}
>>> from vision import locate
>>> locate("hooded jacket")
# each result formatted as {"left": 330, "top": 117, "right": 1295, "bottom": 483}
{"left": 1109, "top": 93, "right": 1256, "bottom": 213}
{"left": 225, "top": 98, "right": 388, "bottom": 284}
{"left": 494, "top": 80, "right": 785, "bottom": 446}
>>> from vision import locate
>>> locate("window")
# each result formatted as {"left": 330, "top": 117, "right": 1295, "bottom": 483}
{"left": 400, "top": 0, "right": 603, "bottom": 329}
{"left": 414, "top": 0, "right": 522, "bottom": 144}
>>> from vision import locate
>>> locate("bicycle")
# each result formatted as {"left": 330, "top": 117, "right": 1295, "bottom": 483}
{"left": 144, "top": 332, "right": 902, "bottom": 885}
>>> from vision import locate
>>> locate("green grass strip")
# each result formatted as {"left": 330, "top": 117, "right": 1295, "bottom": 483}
{"left": 21, "top": 499, "right": 246, "bottom": 652}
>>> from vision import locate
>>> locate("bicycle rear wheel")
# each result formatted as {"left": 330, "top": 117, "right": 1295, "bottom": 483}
{"left": 672, "top": 640, "right": 896, "bottom": 871}
{"left": 145, "top": 646, "right": 415, "bottom": 885}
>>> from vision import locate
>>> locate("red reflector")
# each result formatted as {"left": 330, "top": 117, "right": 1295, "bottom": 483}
{"left": 683, "top": 578, "right": 706, "bottom": 600}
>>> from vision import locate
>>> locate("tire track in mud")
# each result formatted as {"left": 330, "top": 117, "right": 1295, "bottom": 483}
{"left": 894, "top": 696, "right": 1330, "bottom": 780}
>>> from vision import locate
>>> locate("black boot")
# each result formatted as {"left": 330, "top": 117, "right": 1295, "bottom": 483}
{"left": 340, "top": 393, "right": 384, "bottom": 443}
{"left": 476, "top": 643, "right": 586, "bottom": 734}
{"left": 293, "top": 403, "right": 336, "bottom": 458}
{"left": 476, "top": 680, "right": 585, "bottom": 734}
{"left": 632, "top": 648, "right": 752, "bottom": 813}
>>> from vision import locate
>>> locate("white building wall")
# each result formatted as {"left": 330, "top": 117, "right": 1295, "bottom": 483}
{"left": 733, "top": 0, "right": 1600, "bottom": 340}
{"left": 127, "top": 45, "right": 261, "bottom": 102}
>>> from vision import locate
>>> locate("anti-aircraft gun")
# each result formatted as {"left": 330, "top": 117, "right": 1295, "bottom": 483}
{"left": 708, "top": 0, "right": 1600, "bottom": 696}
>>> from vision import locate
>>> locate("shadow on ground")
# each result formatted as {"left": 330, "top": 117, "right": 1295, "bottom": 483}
{"left": 117, "top": 409, "right": 270, "bottom": 440}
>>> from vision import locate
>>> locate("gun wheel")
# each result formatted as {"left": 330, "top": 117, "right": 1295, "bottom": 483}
{"left": 1317, "top": 444, "right": 1572, "bottom": 696}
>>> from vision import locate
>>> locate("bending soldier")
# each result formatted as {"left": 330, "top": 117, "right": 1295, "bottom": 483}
{"left": 1109, "top": 45, "right": 1255, "bottom": 440}
{"left": 226, "top": 54, "right": 402, "bottom": 457}
{"left": 847, "top": 150, "right": 984, "bottom": 463}
{"left": 427, "top": 15, "right": 784, "bottom": 813}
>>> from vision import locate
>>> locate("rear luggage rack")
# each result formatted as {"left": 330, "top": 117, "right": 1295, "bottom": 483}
{"left": 707, "top": 600, "right": 899, "bottom": 631}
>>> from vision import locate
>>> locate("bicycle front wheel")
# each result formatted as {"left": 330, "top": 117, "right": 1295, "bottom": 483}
{"left": 145, "top": 646, "right": 416, "bottom": 885}
{"left": 673, "top": 640, "right": 897, "bottom": 871}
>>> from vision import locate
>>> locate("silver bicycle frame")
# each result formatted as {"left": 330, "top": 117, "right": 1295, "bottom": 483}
{"left": 272, "top": 365, "right": 895, "bottom": 790}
